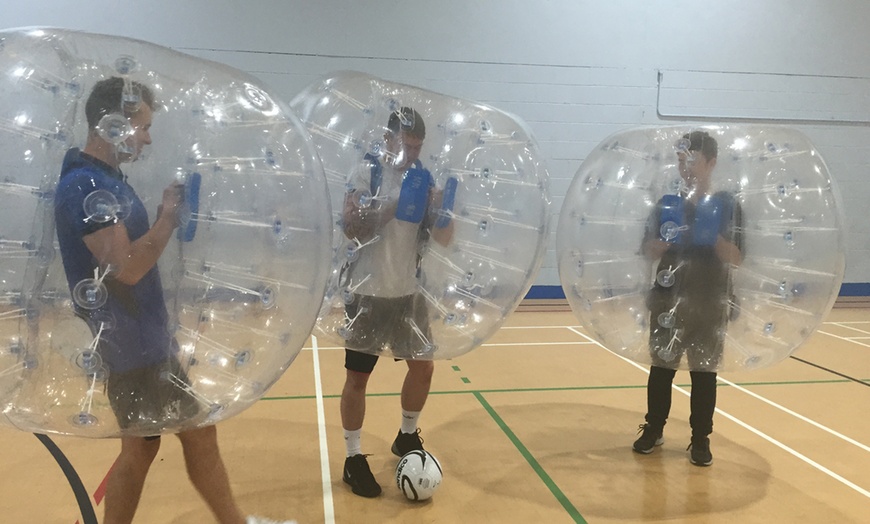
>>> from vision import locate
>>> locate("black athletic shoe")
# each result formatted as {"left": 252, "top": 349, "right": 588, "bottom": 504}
{"left": 342, "top": 454, "right": 382, "bottom": 497}
{"left": 391, "top": 428, "right": 424, "bottom": 457}
{"left": 632, "top": 423, "right": 664, "bottom": 454}
{"left": 688, "top": 437, "right": 713, "bottom": 466}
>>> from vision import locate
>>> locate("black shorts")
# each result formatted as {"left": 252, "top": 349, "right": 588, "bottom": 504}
{"left": 344, "top": 294, "right": 433, "bottom": 373}
{"left": 646, "top": 251, "right": 733, "bottom": 371}
{"left": 647, "top": 296, "right": 728, "bottom": 371}
{"left": 106, "top": 356, "right": 200, "bottom": 435}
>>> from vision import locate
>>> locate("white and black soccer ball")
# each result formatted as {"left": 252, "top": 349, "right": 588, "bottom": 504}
{"left": 395, "top": 450, "right": 443, "bottom": 501}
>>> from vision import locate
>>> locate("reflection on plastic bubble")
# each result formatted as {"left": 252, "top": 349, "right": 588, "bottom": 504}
{"left": 660, "top": 221, "right": 680, "bottom": 241}
{"left": 292, "top": 71, "right": 550, "bottom": 360}
{"left": 557, "top": 125, "right": 844, "bottom": 372}
{"left": 114, "top": 55, "right": 139, "bottom": 75}
{"left": 96, "top": 113, "right": 133, "bottom": 144}
{"left": 0, "top": 27, "right": 331, "bottom": 437}
{"left": 353, "top": 189, "right": 373, "bottom": 208}
{"left": 657, "top": 312, "right": 676, "bottom": 329}
{"left": 72, "top": 349, "right": 102, "bottom": 372}
{"left": 72, "top": 278, "right": 108, "bottom": 310}
{"left": 71, "top": 412, "right": 99, "bottom": 427}
{"left": 656, "top": 269, "right": 675, "bottom": 287}
{"left": 83, "top": 189, "right": 121, "bottom": 223}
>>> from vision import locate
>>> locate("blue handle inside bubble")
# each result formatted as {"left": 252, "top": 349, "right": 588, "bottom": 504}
{"left": 178, "top": 172, "right": 201, "bottom": 242}
{"left": 395, "top": 168, "right": 431, "bottom": 223}
{"left": 435, "top": 176, "right": 458, "bottom": 229}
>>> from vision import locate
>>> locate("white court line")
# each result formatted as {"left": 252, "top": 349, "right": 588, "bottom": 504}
{"left": 501, "top": 325, "right": 584, "bottom": 330}
{"left": 311, "top": 335, "right": 336, "bottom": 524}
{"left": 481, "top": 341, "right": 595, "bottom": 347}
{"left": 300, "top": 340, "right": 595, "bottom": 351}
{"left": 715, "top": 376, "right": 870, "bottom": 453}
{"left": 827, "top": 322, "right": 870, "bottom": 336}
{"left": 818, "top": 330, "right": 870, "bottom": 348}
{"left": 301, "top": 345, "right": 345, "bottom": 351}
{"left": 566, "top": 326, "right": 870, "bottom": 499}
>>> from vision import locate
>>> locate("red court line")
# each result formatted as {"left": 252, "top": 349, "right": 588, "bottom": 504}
{"left": 73, "top": 460, "right": 115, "bottom": 523}
{"left": 94, "top": 459, "right": 116, "bottom": 506}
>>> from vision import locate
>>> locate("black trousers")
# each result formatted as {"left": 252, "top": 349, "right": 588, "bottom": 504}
{"left": 644, "top": 365, "right": 717, "bottom": 438}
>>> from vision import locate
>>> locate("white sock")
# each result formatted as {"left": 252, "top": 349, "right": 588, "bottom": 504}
{"left": 344, "top": 429, "right": 361, "bottom": 457}
{"left": 400, "top": 410, "right": 420, "bottom": 434}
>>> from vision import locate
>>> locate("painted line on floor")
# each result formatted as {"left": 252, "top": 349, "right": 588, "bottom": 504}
{"left": 310, "top": 335, "right": 336, "bottom": 524}
{"left": 481, "top": 341, "right": 596, "bottom": 347}
{"left": 500, "top": 325, "right": 584, "bottom": 329}
{"left": 818, "top": 329, "right": 870, "bottom": 348}
{"left": 261, "top": 377, "right": 859, "bottom": 402}
{"left": 451, "top": 365, "right": 471, "bottom": 384}
{"left": 829, "top": 323, "right": 870, "bottom": 336}
{"left": 302, "top": 340, "right": 595, "bottom": 350}
{"left": 473, "top": 391, "right": 587, "bottom": 524}
{"left": 33, "top": 433, "right": 98, "bottom": 524}
{"left": 567, "top": 326, "right": 870, "bottom": 500}
{"left": 789, "top": 355, "right": 870, "bottom": 387}
{"left": 716, "top": 375, "right": 870, "bottom": 452}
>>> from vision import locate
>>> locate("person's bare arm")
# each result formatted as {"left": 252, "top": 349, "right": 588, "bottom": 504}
{"left": 341, "top": 191, "right": 397, "bottom": 241}
{"left": 83, "top": 183, "right": 181, "bottom": 285}
{"left": 642, "top": 238, "right": 671, "bottom": 260}
{"left": 425, "top": 188, "right": 454, "bottom": 246}
{"left": 714, "top": 235, "right": 743, "bottom": 266}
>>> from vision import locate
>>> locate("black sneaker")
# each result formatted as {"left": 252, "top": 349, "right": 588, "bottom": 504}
{"left": 688, "top": 437, "right": 713, "bottom": 466}
{"left": 391, "top": 429, "right": 424, "bottom": 457}
{"left": 632, "top": 423, "right": 664, "bottom": 454}
{"left": 342, "top": 454, "right": 382, "bottom": 497}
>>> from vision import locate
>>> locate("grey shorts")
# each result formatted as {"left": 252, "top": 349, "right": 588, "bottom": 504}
{"left": 344, "top": 293, "right": 432, "bottom": 373}
{"left": 106, "top": 357, "right": 200, "bottom": 434}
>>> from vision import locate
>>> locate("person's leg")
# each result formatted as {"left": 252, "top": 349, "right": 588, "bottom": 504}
{"left": 688, "top": 370, "right": 717, "bottom": 466}
{"left": 391, "top": 359, "right": 434, "bottom": 456}
{"left": 400, "top": 359, "right": 433, "bottom": 414}
{"left": 645, "top": 312, "right": 682, "bottom": 430}
{"left": 688, "top": 371, "right": 717, "bottom": 437}
{"left": 341, "top": 368, "right": 371, "bottom": 434}
{"left": 176, "top": 425, "right": 245, "bottom": 524}
{"left": 633, "top": 365, "right": 676, "bottom": 453}
{"left": 393, "top": 293, "right": 434, "bottom": 447}
{"left": 340, "top": 296, "right": 379, "bottom": 442}
{"left": 646, "top": 365, "right": 676, "bottom": 429}
{"left": 341, "top": 350, "right": 381, "bottom": 497}
{"left": 102, "top": 437, "right": 161, "bottom": 524}
{"left": 103, "top": 363, "right": 166, "bottom": 524}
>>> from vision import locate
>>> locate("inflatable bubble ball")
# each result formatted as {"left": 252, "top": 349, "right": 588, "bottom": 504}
{"left": 557, "top": 125, "right": 844, "bottom": 372}
{"left": 0, "top": 27, "right": 332, "bottom": 437}
{"left": 292, "top": 71, "right": 550, "bottom": 360}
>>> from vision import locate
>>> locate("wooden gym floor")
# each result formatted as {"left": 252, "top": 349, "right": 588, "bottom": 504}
{"left": 1, "top": 305, "right": 868, "bottom": 523}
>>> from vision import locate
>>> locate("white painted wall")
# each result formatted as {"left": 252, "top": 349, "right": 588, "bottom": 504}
{"left": 4, "top": 0, "right": 869, "bottom": 290}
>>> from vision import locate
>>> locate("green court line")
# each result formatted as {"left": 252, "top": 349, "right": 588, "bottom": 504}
{"left": 473, "top": 391, "right": 587, "bottom": 524}
{"left": 460, "top": 377, "right": 471, "bottom": 384}
{"left": 452, "top": 365, "right": 461, "bottom": 371}
{"left": 260, "top": 377, "right": 859, "bottom": 401}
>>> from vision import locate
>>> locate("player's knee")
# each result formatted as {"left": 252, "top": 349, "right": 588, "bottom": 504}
{"left": 175, "top": 424, "right": 218, "bottom": 449}
{"left": 345, "top": 369, "right": 371, "bottom": 391}
{"left": 407, "top": 360, "right": 434, "bottom": 379}
{"left": 122, "top": 436, "right": 161, "bottom": 463}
